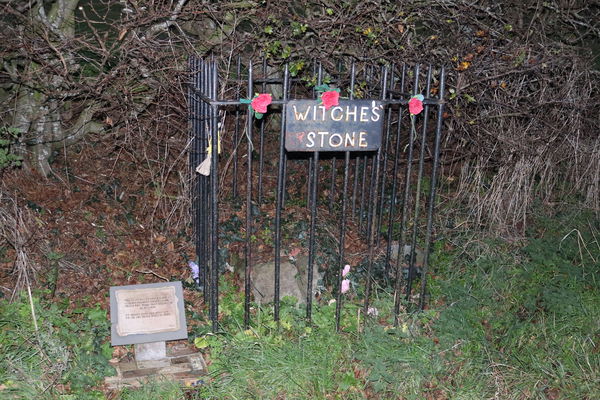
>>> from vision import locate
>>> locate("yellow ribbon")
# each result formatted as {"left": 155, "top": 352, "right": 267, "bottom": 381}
{"left": 205, "top": 131, "right": 221, "bottom": 155}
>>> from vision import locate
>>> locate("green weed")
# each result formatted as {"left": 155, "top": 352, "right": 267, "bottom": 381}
{"left": 0, "top": 293, "right": 113, "bottom": 399}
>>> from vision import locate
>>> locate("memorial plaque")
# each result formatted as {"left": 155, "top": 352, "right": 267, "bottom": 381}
{"left": 110, "top": 281, "right": 188, "bottom": 345}
{"left": 285, "top": 99, "right": 385, "bottom": 152}
{"left": 115, "top": 285, "right": 179, "bottom": 336}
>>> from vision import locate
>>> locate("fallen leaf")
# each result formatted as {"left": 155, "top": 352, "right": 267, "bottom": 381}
{"left": 457, "top": 61, "right": 470, "bottom": 71}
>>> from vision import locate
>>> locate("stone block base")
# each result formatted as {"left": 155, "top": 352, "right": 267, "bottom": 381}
{"left": 105, "top": 343, "right": 207, "bottom": 390}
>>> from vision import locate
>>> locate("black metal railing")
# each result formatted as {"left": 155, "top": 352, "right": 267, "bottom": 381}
{"left": 188, "top": 56, "right": 446, "bottom": 332}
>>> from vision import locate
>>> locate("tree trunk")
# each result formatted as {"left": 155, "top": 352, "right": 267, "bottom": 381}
{"left": 8, "top": 0, "right": 103, "bottom": 176}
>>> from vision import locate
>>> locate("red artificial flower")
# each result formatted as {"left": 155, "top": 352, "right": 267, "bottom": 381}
{"left": 251, "top": 93, "right": 272, "bottom": 114}
{"left": 321, "top": 90, "right": 340, "bottom": 110}
{"left": 408, "top": 97, "right": 423, "bottom": 115}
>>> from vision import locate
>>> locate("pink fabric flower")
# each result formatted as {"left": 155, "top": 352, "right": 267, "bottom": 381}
{"left": 321, "top": 91, "right": 340, "bottom": 110}
{"left": 188, "top": 260, "right": 199, "bottom": 283}
{"left": 341, "top": 279, "right": 350, "bottom": 294}
{"left": 408, "top": 97, "right": 423, "bottom": 115}
{"left": 342, "top": 264, "right": 351, "bottom": 277}
{"left": 251, "top": 93, "right": 272, "bottom": 114}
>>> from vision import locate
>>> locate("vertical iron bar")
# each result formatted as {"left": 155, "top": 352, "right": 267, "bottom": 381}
{"left": 365, "top": 65, "right": 379, "bottom": 240}
{"left": 273, "top": 64, "right": 290, "bottom": 323}
{"left": 200, "top": 58, "right": 209, "bottom": 305}
{"left": 189, "top": 57, "right": 198, "bottom": 287}
{"left": 405, "top": 65, "right": 432, "bottom": 302}
{"left": 351, "top": 156, "right": 360, "bottom": 218}
{"left": 366, "top": 153, "right": 377, "bottom": 240}
{"left": 419, "top": 67, "right": 446, "bottom": 310}
{"left": 192, "top": 57, "right": 204, "bottom": 291}
{"left": 335, "top": 151, "right": 351, "bottom": 332}
{"left": 282, "top": 153, "right": 288, "bottom": 209}
{"left": 306, "top": 157, "right": 313, "bottom": 209}
{"left": 358, "top": 156, "right": 368, "bottom": 233}
{"left": 306, "top": 60, "right": 319, "bottom": 207}
{"left": 188, "top": 57, "right": 197, "bottom": 258}
{"left": 306, "top": 151, "right": 319, "bottom": 321}
{"left": 348, "top": 61, "right": 358, "bottom": 220}
{"left": 316, "top": 59, "right": 323, "bottom": 88}
{"left": 307, "top": 155, "right": 313, "bottom": 207}
{"left": 327, "top": 59, "right": 336, "bottom": 213}
{"left": 232, "top": 56, "right": 241, "bottom": 199}
{"left": 375, "top": 65, "right": 395, "bottom": 247}
{"left": 328, "top": 58, "right": 347, "bottom": 214}
{"left": 357, "top": 64, "right": 371, "bottom": 234}
{"left": 362, "top": 67, "right": 388, "bottom": 323}
{"left": 209, "top": 60, "right": 220, "bottom": 333}
{"left": 202, "top": 59, "right": 210, "bottom": 304}
{"left": 329, "top": 157, "right": 337, "bottom": 212}
{"left": 258, "top": 58, "right": 267, "bottom": 205}
{"left": 244, "top": 62, "right": 254, "bottom": 328}
{"left": 384, "top": 65, "right": 407, "bottom": 271}
{"left": 306, "top": 60, "right": 323, "bottom": 208}
{"left": 382, "top": 108, "right": 401, "bottom": 271}
{"left": 367, "top": 66, "right": 390, "bottom": 245}
{"left": 393, "top": 64, "right": 419, "bottom": 324}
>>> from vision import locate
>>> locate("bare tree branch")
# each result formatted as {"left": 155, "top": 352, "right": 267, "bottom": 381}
{"left": 141, "top": 0, "right": 189, "bottom": 39}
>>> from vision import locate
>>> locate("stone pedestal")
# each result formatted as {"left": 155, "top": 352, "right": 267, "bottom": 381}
{"left": 134, "top": 341, "right": 169, "bottom": 369}
{"left": 105, "top": 343, "right": 207, "bottom": 389}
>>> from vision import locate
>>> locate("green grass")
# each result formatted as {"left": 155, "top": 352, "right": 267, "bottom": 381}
{"left": 118, "top": 378, "right": 185, "bottom": 400}
{"left": 192, "top": 208, "right": 599, "bottom": 399}
{"left": 418, "top": 209, "right": 600, "bottom": 399}
{"left": 1, "top": 208, "right": 598, "bottom": 399}
{"left": 0, "top": 294, "right": 113, "bottom": 399}
{"left": 198, "top": 328, "right": 357, "bottom": 399}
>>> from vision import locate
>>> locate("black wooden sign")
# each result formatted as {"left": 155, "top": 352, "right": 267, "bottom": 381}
{"left": 285, "top": 100, "right": 384, "bottom": 152}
